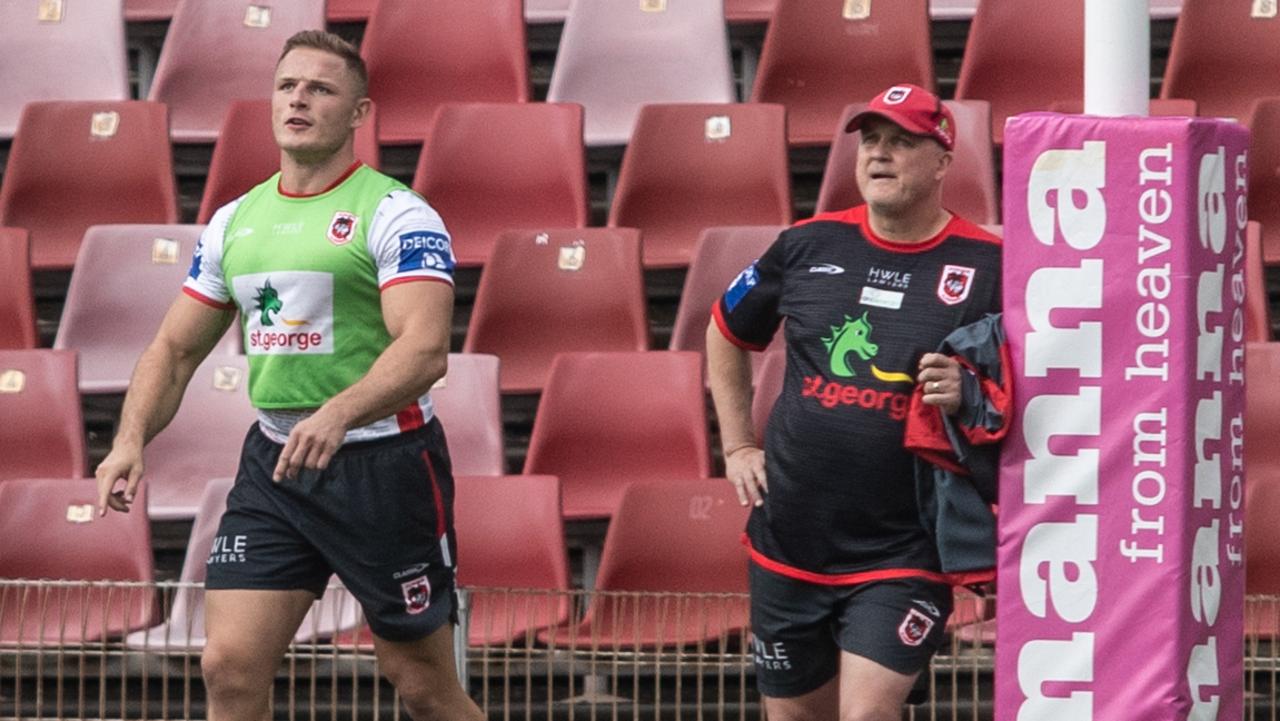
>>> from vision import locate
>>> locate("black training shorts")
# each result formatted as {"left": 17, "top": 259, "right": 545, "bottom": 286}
{"left": 205, "top": 419, "right": 458, "bottom": 642}
{"left": 748, "top": 562, "right": 953, "bottom": 699}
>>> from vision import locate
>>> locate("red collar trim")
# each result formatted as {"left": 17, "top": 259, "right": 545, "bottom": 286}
{"left": 859, "top": 209, "right": 958, "bottom": 254}
{"left": 277, "top": 161, "right": 363, "bottom": 198}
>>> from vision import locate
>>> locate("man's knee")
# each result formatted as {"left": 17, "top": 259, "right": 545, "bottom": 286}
{"left": 841, "top": 707, "right": 901, "bottom": 721}
{"left": 201, "top": 642, "right": 273, "bottom": 697}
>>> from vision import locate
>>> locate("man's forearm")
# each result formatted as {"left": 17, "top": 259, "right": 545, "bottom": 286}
{"left": 319, "top": 334, "right": 448, "bottom": 431}
{"left": 114, "top": 341, "right": 206, "bottom": 448}
{"left": 707, "top": 323, "right": 758, "bottom": 452}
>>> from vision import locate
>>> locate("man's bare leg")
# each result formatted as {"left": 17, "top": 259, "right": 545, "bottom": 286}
{"left": 372, "top": 624, "right": 485, "bottom": 721}
{"left": 838, "top": 652, "right": 919, "bottom": 721}
{"left": 203, "top": 589, "right": 316, "bottom": 721}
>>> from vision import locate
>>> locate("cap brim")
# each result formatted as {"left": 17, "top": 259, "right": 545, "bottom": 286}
{"left": 844, "top": 108, "right": 930, "bottom": 137}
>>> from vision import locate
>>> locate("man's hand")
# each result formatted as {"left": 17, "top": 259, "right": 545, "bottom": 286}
{"left": 725, "top": 445, "right": 767, "bottom": 508}
{"left": 917, "top": 352, "right": 963, "bottom": 416}
{"left": 96, "top": 443, "right": 145, "bottom": 516}
{"left": 273, "top": 406, "right": 349, "bottom": 481}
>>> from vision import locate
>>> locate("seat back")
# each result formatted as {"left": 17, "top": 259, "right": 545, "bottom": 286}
{"left": 547, "top": 0, "right": 736, "bottom": 146}
{"left": 148, "top": 0, "right": 325, "bottom": 142}
{"left": 725, "top": 0, "right": 777, "bottom": 23}
{"left": 144, "top": 356, "right": 255, "bottom": 520}
{"left": 1247, "top": 342, "right": 1280, "bottom": 594}
{"left": 0, "top": 228, "right": 37, "bottom": 350}
{"left": 526, "top": 0, "right": 570, "bottom": 23}
{"left": 1246, "top": 222, "right": 1272, "bottom": 342}
{"left": 0, "top": 101, "right": 178, "bottom": 270}
{"left": 363, "top": 0, "right": 529, "bottom": 145}
{"left": 54, "top": 225, "right": 239, "bottom": 393}
{"left": 455, "top": 474, "right": 571, "bottom": 644}
{"left": 669, "top": 226, "right": 785, "bottom": 355}
{"left": 198, "top": 100, "right": 382, "bottom": 223}
{"left": 0, "top": 0, "right": 129, "bottom": 138}
{"left": 464, "top": 228, "right": 648, "bottom": 393}
{"left": 954, "top": 0, "right": 1084, "bottom": 144}
{"left": 817, "top": 100, "right": 998, "bottom": 225}
{"left": 125, "top": 0, "right": 179, "bottom": 21}
{"left": 327, "top": 0, "right": 376, "bottom": 22}
{"left": 0, "top": 478, "right": 154, "bottom": 643}
{"left": 554, "top": 478, "right": 750, "bottom": 647}
{"left": 0, "top": 350, "right": 86, "bottom": 481}
{"left": 1248, "top": 99, "right": 1280, "bottom": 265}
{"left": 524, "top": 351, "right": 711, "bottom": 520}
{"left": 1163, "top": 0, "right": 1280, "bottom": 122}
{"left": 432, "top": 353, "right": 505, "bottom": 476}
{"left": 413, "top": 103, "right": 587, "bottom": 266}
{"left": 608, "top": 103, "right": 792, "bottom": 268}
{"left": 751, "top": 0, "right": 932, "bottom": 145}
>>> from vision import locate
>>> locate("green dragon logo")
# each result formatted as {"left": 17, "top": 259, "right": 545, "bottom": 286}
{"left": 253, "top": 279, "right": 284, "bottom": 327}
{"left": 822, "top": 312, "right": 879, "bottom": 377}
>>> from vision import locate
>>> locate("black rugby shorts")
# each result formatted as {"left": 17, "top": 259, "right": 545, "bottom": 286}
{"left": 748, "top": 562, "right": 953, "bottom": 699}
{"left": 205, "top": 419, "right": 458, "bottom": 642}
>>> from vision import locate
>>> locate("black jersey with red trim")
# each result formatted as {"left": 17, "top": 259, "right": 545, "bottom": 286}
{"left": 713, "top": 206, "right": 1001, "bottom": 580}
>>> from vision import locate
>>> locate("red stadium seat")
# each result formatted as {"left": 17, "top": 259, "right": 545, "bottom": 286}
{"left": 669, "top": 226, "right": 785, "bottom": 356}
{"left": 463, "top": 229, "right": 649, "bottom": 393}
{"left": 0, "top": 228, "right": 37, "bottom": 350}
{"left": 412, "top": 103, "right": 587, "bottom": 266}
{"left": 455, "top": 475, "right": 572, "bottom": 645}
{"left": 432, "top": 353, "right": 505, "bottom": 476}
{"left": 0, "top": 350, "right": 86, "bottom": 482}
{"left": 524, "top": 352, "right": 712, "bottom": 520}
{"left": 1047, "top": 98, "right": 1200, "bottom": 117}
{"left": 540, "top": 479, "right": 750, "bottom": 648}
{"left": 126, "top": 477, "right": 360, "bottom": 650}
{"left": 198, "top": 100, "right": 381, "bottom": 223}
{"left": 725, "top": 0, "right": 777, "bottom": 23}
{"left": 0, "top": 101, "right": 178, "bottom": 270}
{"left": 0, "top": 478, "right": 154, "bottom": 644}
{"left": 1245, "top": 222, "right": 1272, "bottom": 343}
{"left": 751, "top": 348, "right": 786, "bottom": 443}
{"left": 608, "top": 104, "right": 792, "bottom": 268}
{"left": 53, "top": 225, "right": 240, "bottom": 394}
{"left": 327, "top": 0, "right": 376, "bottom": 23}
{"left": 124, "top": 0, "right": 179, "bottom": 21}
{"left": 547, "top": 0, "right": 736, "bottom": 147}
{"left": 750, "top": 0, "right": 933, "bottom": 146}
{"left": 0, "top": 0, "right": 129, "bottom": 139}
{"left": 817, "top": 100, "right": 999, "bottom": 225}
{"left": 143, "top": 356, "right": 255, "bottom": 521}
{"left": 1162, "top": 0, "right": 1280, "bottom": 123}
{"left": 147, "top": 0, "right": 324, "bottom": 143}
{"left": 362, "top": 0, "right": 529, "bottom": 145}
{"left": 954, "top": 0, "right": 1084, "bottom": 145}
{"left": 1246, "top": 342, "right": 1280, "bottom": 635}
{"left": 1248, "top": 99, "right": 1280, "bottom": 265}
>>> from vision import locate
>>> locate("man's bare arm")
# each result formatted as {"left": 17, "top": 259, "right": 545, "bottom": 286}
{"left": 706, "top": 320, "right": 768, "bottom": 507}
{"left": 96, "top": 294, "right": 236, "bottom": 514}
{"left": 273, "top": 280, "right": 453, "bottom": 480}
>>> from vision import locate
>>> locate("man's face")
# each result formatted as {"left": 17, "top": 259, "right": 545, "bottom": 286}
{"left": 854, "top": 116, "right": 951, "bottom": 217}
{"left": 272, "top": 47, "right": 366, "bottom": 162}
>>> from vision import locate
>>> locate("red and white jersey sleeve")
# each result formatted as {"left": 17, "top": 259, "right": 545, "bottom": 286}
{"left": 182, "top": 198, "right": 243, "bottom": 310}
{"left": 367, "top": 190, "right": 455, "bottom": 290}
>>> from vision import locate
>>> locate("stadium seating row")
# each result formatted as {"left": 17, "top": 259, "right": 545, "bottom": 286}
{"left": 0, "top": 475, "right": 750, "bottom": 648}
{"left": 3, "top": 0, "right": 1277, "bottom": 148}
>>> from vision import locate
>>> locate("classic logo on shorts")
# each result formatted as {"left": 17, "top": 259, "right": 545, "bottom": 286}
{"left": 937, "top": 265, "right": 975, "bottom": 305}
{"left": 402, "top": 575, "right": 431, "bottom": 615}
{"left": 232, "top": 271, "right": 335, "bottom": 355}
{"left": 898, "top": 608, "right": 935, "bottom": 647}
{"left": 327, "top": 211, "right": 358, "bottom": 245}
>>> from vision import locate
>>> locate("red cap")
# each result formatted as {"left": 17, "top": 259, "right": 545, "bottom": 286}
{"left": 845, "top": 84, "right": 955, "bottom": 151}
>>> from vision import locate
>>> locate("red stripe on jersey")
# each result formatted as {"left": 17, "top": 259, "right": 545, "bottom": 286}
{"left": 396, "top": 402, "right": 426, "bottom": 432}
{"left": 182, "top": 286, "right": 236, "bottom": 311}
{"left": 379, "top": 275, "right": 454, "bottom": 291}
{"left": 421, "top": 450, "right": 447, "bottom": 538}
{"left": 743, "top": 535, "right": 994, "bottom": 588}
{"left": 277, "top": 161, "right": 363, "bottom": 198}
{"left": 712, "top": 301, "right": 770, "bottom": 352}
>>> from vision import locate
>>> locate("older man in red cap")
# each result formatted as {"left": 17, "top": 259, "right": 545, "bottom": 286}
{"left": 707, "top": 84, "right": 1002, "bottom": 720}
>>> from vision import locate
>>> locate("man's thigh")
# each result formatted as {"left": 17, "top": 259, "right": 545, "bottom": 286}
{"left": 748, "top": 563, "right": 842, "bottom": 699}
{"left": 204, "top": 589, "right": 317, "bottom": 669}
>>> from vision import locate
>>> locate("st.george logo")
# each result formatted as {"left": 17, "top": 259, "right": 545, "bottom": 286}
{"left": 327, "top": 211, "right": 358, "bottom": 245}
{"left": 936, "top": 265, "right": 975, "bottom": 305}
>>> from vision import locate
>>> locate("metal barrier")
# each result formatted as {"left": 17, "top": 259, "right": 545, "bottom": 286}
{"left": 0, "top": 580, "right": 1275, "bottom": 720}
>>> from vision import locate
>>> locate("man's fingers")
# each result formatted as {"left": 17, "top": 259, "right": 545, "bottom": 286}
{"left": 96, "top": 475, "right": 116, "bottom": 517}
{"left": 107, "top": 491, "right": 131, "bottom": 513}
{"left": 274, "top": 434, "right": 301, "bottom": 481}
{"left": 124, "top": 464, "right": 144, "bottom": 502}
{"left": 729, "top": 477, "right": 750, "bottom": 506}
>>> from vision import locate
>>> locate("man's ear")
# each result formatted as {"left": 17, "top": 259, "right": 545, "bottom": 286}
{"left": 350, "top": 97, "right": 373, "bottom": 130}
{"left": 935, "top": 149, "right": 954, "bottom": 181}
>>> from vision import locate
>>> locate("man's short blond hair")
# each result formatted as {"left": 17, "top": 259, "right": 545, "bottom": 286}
{"left": 278, "top": 30, "right": 368, "bottom": 98}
